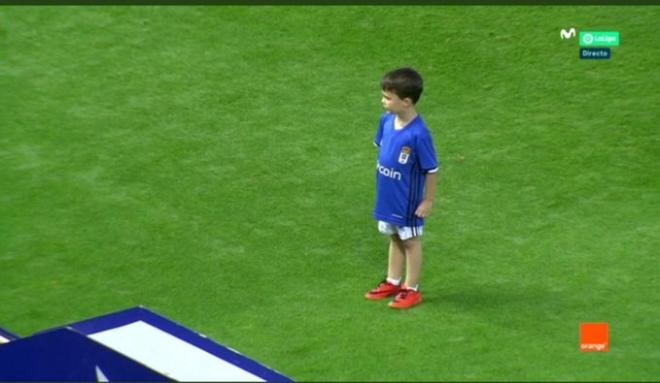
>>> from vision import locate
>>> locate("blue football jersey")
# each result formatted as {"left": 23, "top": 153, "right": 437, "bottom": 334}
{"left": 373, "top": 113, "right": 439, "bottom": 227}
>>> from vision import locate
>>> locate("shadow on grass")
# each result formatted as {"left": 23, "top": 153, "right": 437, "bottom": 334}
{"left": 427, "top": 283, "right": 563, "bottom": 315}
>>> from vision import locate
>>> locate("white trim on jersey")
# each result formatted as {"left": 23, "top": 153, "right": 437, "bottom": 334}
{"left": 426, "top": 167, "right": 439, "bottom": 174}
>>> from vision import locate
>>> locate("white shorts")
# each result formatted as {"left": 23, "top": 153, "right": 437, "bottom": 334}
{"left": 378, "top": 221, "right": 423, "bottom": 241}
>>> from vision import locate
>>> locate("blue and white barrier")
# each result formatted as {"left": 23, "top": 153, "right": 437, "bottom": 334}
{"left": 0, "top": 306, "right": 292, "bottom": 382}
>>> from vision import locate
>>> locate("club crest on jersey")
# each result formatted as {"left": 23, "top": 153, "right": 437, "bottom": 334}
{"left": 398, "top": 146, "right": 412, "bottom": 164}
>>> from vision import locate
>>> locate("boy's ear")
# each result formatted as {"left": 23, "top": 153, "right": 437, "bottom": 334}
{"left": 402, "top": 97, "right": 414, "bottom": 107}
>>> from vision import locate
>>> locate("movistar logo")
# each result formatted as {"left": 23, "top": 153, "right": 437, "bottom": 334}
{"left": 560, "top": 27, "right": 576, "bottom": 39}
{"left": 377, "top": 162, "right": 402, "bottom": 181}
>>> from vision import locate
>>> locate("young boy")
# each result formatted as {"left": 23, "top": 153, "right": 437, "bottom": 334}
{"left": 365, "top": 67, "right": 439, "bottom": 309}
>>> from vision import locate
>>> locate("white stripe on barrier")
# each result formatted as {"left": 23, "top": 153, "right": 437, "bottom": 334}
{"left": 89, "top": 321, "right": 264, "bottom": 382}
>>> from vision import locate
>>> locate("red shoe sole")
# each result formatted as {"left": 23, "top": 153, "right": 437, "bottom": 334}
{"left": 388, "top": 296, "right": 423, "bottom": 309}
{"left": 365, "top": 292, "right": 399, "bottom": 300}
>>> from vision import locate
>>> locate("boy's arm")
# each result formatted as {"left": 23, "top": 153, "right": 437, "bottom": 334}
{"left": 415, "top": 171, "right": 439, "bottom": 218}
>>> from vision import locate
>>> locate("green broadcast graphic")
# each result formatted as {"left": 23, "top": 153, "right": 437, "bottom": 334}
{"left": 579, "top": 31, "right": 620, "bottom": 47}
{"left": 576, "top": 31, "right": 620, "bottom": 60}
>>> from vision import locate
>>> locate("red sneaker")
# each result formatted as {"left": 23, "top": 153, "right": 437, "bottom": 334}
{"left": 388, "top": 288, "right": 422, "bottom": 309}
{"left": 365, "top": 280, "right": 401, "bottom": 300}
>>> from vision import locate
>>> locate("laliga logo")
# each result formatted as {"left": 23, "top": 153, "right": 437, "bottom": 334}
{"left": 560, "top": 27, "right": 576, "bottom": 39}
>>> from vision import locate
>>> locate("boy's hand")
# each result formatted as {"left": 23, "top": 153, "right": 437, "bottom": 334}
{"left": 415, "top": 199, "right": 434, "bottom": 218}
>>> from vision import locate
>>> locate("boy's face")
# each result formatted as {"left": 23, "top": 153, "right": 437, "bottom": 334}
{"left": 381, "top": 90, "right": 411, "bottom": 114}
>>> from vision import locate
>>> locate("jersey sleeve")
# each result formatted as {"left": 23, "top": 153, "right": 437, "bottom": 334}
{"left": 373, "top": 115, "right": 386, "bottom": 147}
{"left": 417, "top": 128, "right": 439, "bottom": 173}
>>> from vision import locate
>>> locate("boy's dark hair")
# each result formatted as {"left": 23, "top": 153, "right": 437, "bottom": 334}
{"left": 381, "top": 67, "right": 424, "bottom": 104}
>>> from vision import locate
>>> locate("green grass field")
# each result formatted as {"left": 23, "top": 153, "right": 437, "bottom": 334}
{"left": 1, "top": 5, "right": 659, "bottom": 381}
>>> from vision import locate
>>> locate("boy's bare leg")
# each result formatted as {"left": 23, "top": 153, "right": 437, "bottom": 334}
{"left": 387, "top": 234, "right": 405, "bottom": 282}
{"left": 403, "top": 237, "right": 422, "bottom": 288}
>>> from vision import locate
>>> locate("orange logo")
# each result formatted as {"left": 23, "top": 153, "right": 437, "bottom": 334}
{"left": 580, "top": 323, "right": 609, "bottom": 352}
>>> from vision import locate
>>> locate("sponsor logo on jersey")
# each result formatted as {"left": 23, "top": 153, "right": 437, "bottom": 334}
{"left": 398, "top": 146, "right": 411, "bottom": 165}
{"left": 377, "top": 162, "right": 402, "bottom": 181}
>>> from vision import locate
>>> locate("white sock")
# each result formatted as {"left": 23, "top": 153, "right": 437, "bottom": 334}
{"left": 407, "top": 284, "right": 419, "bottom": 292}
{"left": 386, "top": 277, "right": 401, "bottom": 286}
